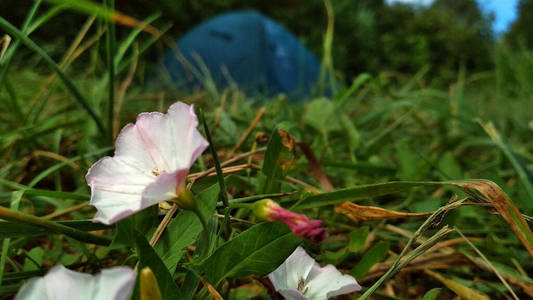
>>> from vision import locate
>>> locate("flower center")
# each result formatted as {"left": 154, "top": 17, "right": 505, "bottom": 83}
{"left": 151, "top": 168, "right": 161, "bottom": 176}
{"left": 297, "top": 278, "right": 309, "bottom": 295}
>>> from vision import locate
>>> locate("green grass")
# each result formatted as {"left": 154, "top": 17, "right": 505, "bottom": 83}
{"left": 1, "top": 2, "right": 533, "bottom": 300}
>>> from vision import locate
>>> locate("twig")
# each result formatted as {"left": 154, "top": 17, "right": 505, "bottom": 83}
{"left": 285, "top": 176, "right": 321, "bottom": 193}
{"left": 213, "top": 213, "right": 255, "bottom": 225}
{"left": 359, "top": 200, "right": 464, "bottom": 299}
{"left": 189, "top": 147, "right": 265, "bottom": 184}
{"left": 455, "top": 227, "right": 519, "bottom": 300}
{"left": 32, "top": 150, "right": 79, "bottom": 169}
{"left": 42, "top": 202, "right": 90, "bottom": 220}
{"left": 226, "top": 107, "right": 266, "bottom": 158}
{"left": 149, "top": 203, "right": 178, "bottom": 247}
{"left": 188, "top": 164, "right": 260, "bottom": 182}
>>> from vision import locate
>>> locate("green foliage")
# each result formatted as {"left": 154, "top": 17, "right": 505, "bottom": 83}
{"left": 193, "top": 222, "right": 303, "bottom": 286}
{"left": 135, "top": 231, "right": 182, "bottom": 299}
{"left": 350, "top": 241, "right": 390, "bottom": 280}
{"left": 1, "top": 2, "right": 533, "bottom": 299}
{"left": 154, "top": 184, "right": 219, "bottom": 273}
{"left": 505, "top": 0, "right": 533, "bottom": 49}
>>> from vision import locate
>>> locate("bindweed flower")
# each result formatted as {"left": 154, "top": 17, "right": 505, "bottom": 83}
{"left": 86, "top": 101, "right": 209, "bottom": 224}
{"left": 253, "top": 199, "right": 327, "bottom": 243}
{"left": 268, "top": 246, "right": 360, "bottom": 300}
{"left": 15, "top": 265, "right": 135, "bottom": 300}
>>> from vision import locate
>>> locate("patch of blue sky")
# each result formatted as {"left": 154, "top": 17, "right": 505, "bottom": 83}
{"left": 386, "top": 0, "right": 519, "bottom": 34}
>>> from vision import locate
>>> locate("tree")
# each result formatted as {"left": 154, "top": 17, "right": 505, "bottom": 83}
{"left": 505, "top": 0, "right": 533, "bottom": 49}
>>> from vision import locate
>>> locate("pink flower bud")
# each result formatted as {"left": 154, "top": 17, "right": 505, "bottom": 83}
{"left": 253, "top": 199, "right": 327, "bottom": 243}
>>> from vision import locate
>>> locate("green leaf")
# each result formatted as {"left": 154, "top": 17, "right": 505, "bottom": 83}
{"left": 479, "top": 121, "right": 533, "bottom": 210}
{"left": 155, "top": 184, "right": 219, "bottom": 273}
{"left": 437, "top": 151, "right": 463, "bottom": 180}
{"left": 422, "top": 288, "right": 442, "bottom": 300}
{"left": 195, "top": 222, "right": 303, "bottom": 286}
{"left": 179, "top": 271, "right": 201, "bottom": 300}
{"left": 339, "top": 114, "right": 361, "bottom": 154}
{"left": 350, "top": 241, "right": 390, "bottom": 280}
{"left": 135, "top": 231, "right": 181, "bottom": 300}
{"left": 297, "top": 181, "right": 438, "bottom": 209}
{"left": 23, "top": 247, "right": 44, "bottom": 271}
{"left": 261, "top": 128, "right": 284, "bottom": 193}
{"left": 109, "top": 219, "right": 136, "bottom": 248}
{"left": 110, "top": 207, "right": 157, "bottom": 249}
{"left": 304, "top": 97, "right": 339, "bottom": 132}
{"left": 396, "top": 142, "right": 429, "bottom": 180}
{"left": 348, "top": 226, "right": 369, "bottom": 253}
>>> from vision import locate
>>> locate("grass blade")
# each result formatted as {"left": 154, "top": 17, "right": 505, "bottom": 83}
{"left": 105, "top": 0, "right": 116, "bottom": 143}
{"left": 0, "top": 17, "right": 106, "bottom": 135}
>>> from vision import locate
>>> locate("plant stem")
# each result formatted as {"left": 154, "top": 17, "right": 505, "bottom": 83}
{"left": 228, "top": 203, "right": 253, "bottom": 210}
{"left": 199, "top": 109, "right": 232, "bottom": 237}
{"left": 0, "top": 206, "right": 111, "bottom": 246}
{"left": 105, "top": 0, "right": 116, "bottom": 143}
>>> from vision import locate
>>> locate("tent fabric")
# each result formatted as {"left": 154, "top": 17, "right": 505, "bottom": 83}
{"left": 157, "top": 11, "right": 321, "bottom": 100}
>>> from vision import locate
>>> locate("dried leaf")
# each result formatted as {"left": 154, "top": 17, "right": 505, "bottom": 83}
{"left": 335, "top": 202, "right": 432, "bottom": 222}
{"left": 278, "top": 129, "right": 296, "bottom": 151}
{"left": 297, "top": 142, "right": 334, "bottom": 191}
{"left": 199, "top": 277, "right": 224, "bottom": 300}
{"left": 452, "top": 180, "right": 533, "bottom": 257}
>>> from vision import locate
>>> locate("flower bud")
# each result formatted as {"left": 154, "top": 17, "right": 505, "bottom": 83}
{"left": 140, "top": 267, "right": 162, "bottom": 300}
{"left": 253, "top": 199, "right": 327, "bottom": 243}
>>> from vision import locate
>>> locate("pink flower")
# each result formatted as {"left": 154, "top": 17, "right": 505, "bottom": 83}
{"left": 268, "top": 246, "right": 361, "bottom": 300}
{"left": 254, "top": 199, "right": 327, "bottom": 243}
{"left": 15, "top": 265, "right": 135, "bottom": 300}
{"left": 86, "top": 101, "right": 209, "bottom": 224}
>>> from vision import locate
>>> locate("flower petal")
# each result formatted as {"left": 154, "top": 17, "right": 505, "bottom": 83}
{"left": 133, "top": 102, "right": 208, "bottom": 172}
{"left": 15, "top": 266, "right": 136, "bottom": 300}
{"left": 14, "top": 278, "right": 45, "bottom": 300}
{"left": 304, "top": 264, "right": 360, "bottom": 300}
{"left": 94, "top": 267, "right": 136, "bottom": 300}
{"left": 268, "top": 246, "right": 315, "bottom": 293}
{"left": 86, "top": 157, "right": 155, "bottom": 224}
{"left": 141, "top": 168, "right": 189, "bottom": 208}
{"left": 278, "top": 288, "right": 309, "bottom": 300}
{"left": 43, "top": 265, "right": 94, "bottom": 300}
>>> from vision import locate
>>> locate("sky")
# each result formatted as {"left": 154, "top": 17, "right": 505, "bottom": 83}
{"left": 387, "top": 0, "right": 519, "bottom": 34}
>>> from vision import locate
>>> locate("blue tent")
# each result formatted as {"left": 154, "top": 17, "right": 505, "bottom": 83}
{"left": 156, "top": 11, "right": 321, "bottom": 99}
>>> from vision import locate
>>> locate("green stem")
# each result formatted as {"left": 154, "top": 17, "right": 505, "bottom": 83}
{"left": 0, "top": 206, "right": 111, "bottom": 246}
{"left": 105, "top": 0, "right": 116, "bottom": 143}
{"left": 228, "top": 203, "right": 253, "bottom": 210}
{"left": 199, "top": 109, "right": 232, "bottom": 237}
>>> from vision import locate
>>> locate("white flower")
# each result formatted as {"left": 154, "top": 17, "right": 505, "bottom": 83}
{"left": 86, "top": 101, "right": 209, "bottom": 224}
{"left": 268, "top": 246, "right": 361, "bottom": 300}
{"left": 15, "top": 265, "right": 135, "bottom": 300}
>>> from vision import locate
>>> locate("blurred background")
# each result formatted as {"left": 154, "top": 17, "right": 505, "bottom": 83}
{"left": 2, "top": 0, "right": 532, "bottom": 89}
